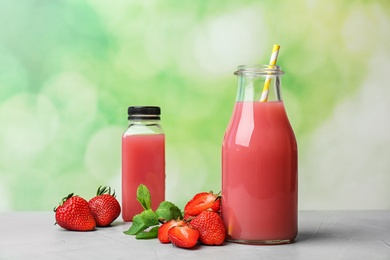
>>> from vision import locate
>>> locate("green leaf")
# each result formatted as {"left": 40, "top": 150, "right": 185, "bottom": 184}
{"left": 136, "top": 184, "right": 152, "bottom": 210}
{"left": 123, "top": 209, "right": 158, "bottom": 235}
{"left": 135, "top": 226, "right": 159, "bottom": 239}
{"left": 123, "top": 215, "right": 145, "bottom": 235}
{"left": 155, "top": 201, "right": 183, "bottom": 221}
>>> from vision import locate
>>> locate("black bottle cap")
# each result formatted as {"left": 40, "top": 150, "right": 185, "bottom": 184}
{"left": 127, "top": 106, "right": 161, "bottom": 120}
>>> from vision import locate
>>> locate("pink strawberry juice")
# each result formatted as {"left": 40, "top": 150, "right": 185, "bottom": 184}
{"left": 222, "top": 101, "right": 297, "bottom": 243}
{"left": 122, "top": 134, "right": 165, "bottom": 221}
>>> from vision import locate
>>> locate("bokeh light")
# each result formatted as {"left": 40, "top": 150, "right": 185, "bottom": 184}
{"left": 0, "top": 0, "right": 389, "bottom": 211}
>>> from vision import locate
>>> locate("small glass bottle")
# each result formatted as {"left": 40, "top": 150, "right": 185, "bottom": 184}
{"left": 222, "top": 65, "right": 298, "bottom": 244}
{"left": 121, "top": 106, "right": 165, "bottom": 221}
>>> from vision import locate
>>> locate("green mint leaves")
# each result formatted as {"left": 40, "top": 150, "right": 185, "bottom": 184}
{"left": 134, "top": 226, "right": 159, "bottom": 239}
{"left": 155, "top": 201, "right": 182, "bottom": 221}
{"left": 136, "top": 184, "right": 151, "bottom": 210}
{"left": 124, "top": 209, "right": 158, "bottom": 235}
{"left": 123, "top": 184, "right": 183, "bottom": 239}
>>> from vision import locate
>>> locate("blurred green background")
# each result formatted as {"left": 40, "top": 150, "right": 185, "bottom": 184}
{"left": 1, "top": 0, "right": 389, "bottom": 211}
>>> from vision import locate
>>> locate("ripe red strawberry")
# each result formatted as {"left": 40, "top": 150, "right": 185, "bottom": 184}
{"left": 168, "top": 224, "right": 199, "bottom": 249}
{"left": 54, "top": 193, "right": 96, "bottom": 231}
{"left": 190, "top": 211, "right": 226, "bottom": 245}
{"left": 158, "top": 219, "right": 185, "bottom": 243}
{"left": 88, "top": 186, "right": 121, "bottom": 227}
{"left": 183, "top": 213, "right": 196, "bottom": 221}
{"left": 184, "top": 191, "right": 221, "bottom": 216}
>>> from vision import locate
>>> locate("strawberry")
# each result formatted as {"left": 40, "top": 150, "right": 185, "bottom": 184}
{"left": 168, "top": 224, "right": 199, "bottom": 249}
{"left": 88, "top": 186, "right": 121, "bottom": 227}
{"left": 190, "top": 211, "right": 226, "bottom": 245}
{"left": 158, "top": 219, "right": 185, "bottom": 243}
{"left": 184, "top": 191, "right": 221, "bottom": 216}
{"left": 183, "top": 213, "right": 196, "bottom": 222}
{"left": 54, "top": 193, "right": 96, "bottom": 231}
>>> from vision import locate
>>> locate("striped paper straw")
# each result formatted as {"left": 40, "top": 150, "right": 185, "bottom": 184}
{"left": 260, "top": 44, "right": 280, "bottom": 102}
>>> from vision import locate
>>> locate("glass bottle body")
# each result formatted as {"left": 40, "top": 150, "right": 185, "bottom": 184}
{"left": 121, "top": 107, "right": 165, "bottom": 221}
{"left": 221, "top": 65, "right": 298, "bottom": 244}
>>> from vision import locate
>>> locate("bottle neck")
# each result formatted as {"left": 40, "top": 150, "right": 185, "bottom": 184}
{"left": 236, "top": 75, "right": 283, "bottom": 102}
{"left": 128, "top": 119, "right": 161, "bottom": 125}
{"left": 125, "top": 119, "right": 163, "bottom": 136}
{"left": 234, "top": 65, "right": 284, "bottom": 102}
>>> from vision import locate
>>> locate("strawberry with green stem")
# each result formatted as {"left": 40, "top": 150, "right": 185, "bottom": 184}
{"left": 54, "top": 193, "right": 96, "bottom": 231}
{"left": 88, "top": 186, "right": 121, "bottom": 227}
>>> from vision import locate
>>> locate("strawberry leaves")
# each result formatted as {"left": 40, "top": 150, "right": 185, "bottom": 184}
{"left": 124, "top": 184, "right": 182, "bottom": 239}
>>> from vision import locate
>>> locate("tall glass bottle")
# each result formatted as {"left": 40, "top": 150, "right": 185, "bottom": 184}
{"left": 122, "top": 106, "right": 165, "bottom": 221}
{"left": 221, "top": 65, "right": 298, "bottom": 244}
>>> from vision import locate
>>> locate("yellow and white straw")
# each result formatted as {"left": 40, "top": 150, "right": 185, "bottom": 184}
{"left": 260, "top": 44, "right": 280, "bottom": 102}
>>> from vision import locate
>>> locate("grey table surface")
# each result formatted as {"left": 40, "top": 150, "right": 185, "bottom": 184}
{"left": 0, "top": 211, "right": 389, "bottom": 259}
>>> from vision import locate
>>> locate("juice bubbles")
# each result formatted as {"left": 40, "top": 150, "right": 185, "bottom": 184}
{"left": 122, "top": 106, "right": 165, "bottom": 221}
{"left": 221, "top": 65, "right": 298, "bottom": 244}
